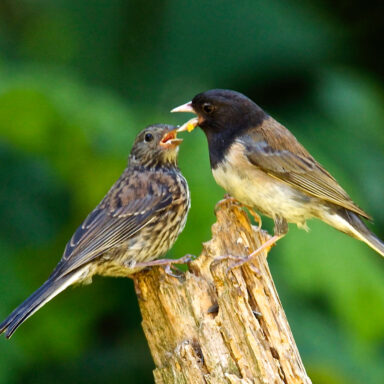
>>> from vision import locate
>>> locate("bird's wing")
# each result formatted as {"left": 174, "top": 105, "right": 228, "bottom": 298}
{"left": 243, "top": 137, "right": 371, "bottom": 219}
{"left": 53, "top": 178, "right": 173, "bottom": 277}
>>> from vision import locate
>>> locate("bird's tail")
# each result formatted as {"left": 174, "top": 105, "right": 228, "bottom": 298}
{"left": 322, "top": 208, "right": 384, "bottom": 257}
{"left": 0, "top": 269, "right": 84, "bottom": 338}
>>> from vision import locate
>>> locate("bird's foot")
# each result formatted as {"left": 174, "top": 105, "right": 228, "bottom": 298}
{"left": 215, "top": 195, "right": 262, "bottom": 230}
{"left": 133, "top": 254, "right": 195, "bottom": 277}
{"left": 212, "top": 254, "right": 261, "bottom": 275}
{"left": 227, "top": 234, "right": 282, "bottom": 271}
{"left": 215, "top": 194, "right": 239, "bottom": 212}
{"left": 246, "top": 206, "right": 262, "bottom": 230}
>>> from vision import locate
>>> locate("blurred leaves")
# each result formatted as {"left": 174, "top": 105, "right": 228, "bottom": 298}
{"left": 0, "top": 143, "right": 69, "bottom": 247}
{"left": 0, "top": 1, "right": 383, "bottom": 384}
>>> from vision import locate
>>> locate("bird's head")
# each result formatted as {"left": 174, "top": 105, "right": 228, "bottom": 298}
{"left": 172, "top": 89, "right": 266, "bottom": 138}
{"left": 129, "top": 124, "right": 183, "bottom": 169}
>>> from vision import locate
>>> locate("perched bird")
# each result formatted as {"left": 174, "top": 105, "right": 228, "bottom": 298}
{"left": 172, "top": 89, "right": 384, "bottom": 260}
{"left": 0, "top": 124, "right": 190, "bottom": 338}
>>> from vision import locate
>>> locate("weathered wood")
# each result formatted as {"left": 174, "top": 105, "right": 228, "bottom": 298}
{"left": 133, "top": 201, "right": 311, "bottom": 384}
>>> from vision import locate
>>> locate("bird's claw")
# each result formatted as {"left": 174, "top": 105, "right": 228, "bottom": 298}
{"left": 163, "top": 254, "right": 195, "bottom": 277}
{"left": 226, "top": 256, "right": 261, "bottom": 275}
{"left": 131, "top": 254, "right": 195, "bottom": 277}
{"left": 246, "top": 207, "right": 262, "bottom": 230}
{"left": 211, "top": 254, "right": 260, "bottom": 275}
{"left": 175, "top": 253, "right": 196, "bottom": 264}
{"left": 164, "top": 264, "right": 183, "bottom": 278}
{"left": 214, "top": 195, "right": 239, "bottom": 213}
{"left": 211, "top": 254, "right": 238, "bottom": 266}
{"left": 214, "top": 196, "right": 262, "bottom": 230}
{"left": 228, "top": 234, "right": 282, "bottom": 272}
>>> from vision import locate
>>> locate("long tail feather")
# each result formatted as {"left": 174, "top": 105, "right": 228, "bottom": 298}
{"left": 323, "top": 208, "right": 384, "bottom": 257}
{"left": 0, "top": 269, "right": 84, "bottom": 338}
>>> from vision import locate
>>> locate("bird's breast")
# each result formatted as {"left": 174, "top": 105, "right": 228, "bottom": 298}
{"left": 212, "top": 143, "right": 317, "bottom": 224}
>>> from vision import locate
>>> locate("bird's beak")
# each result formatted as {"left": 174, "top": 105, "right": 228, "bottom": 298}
{"left": 160, "top": 129, "right": 183, "bottom": 149}
{"left": 171, "top": 101, "right": 195, "bottom": 114}
{"left": 176, "top": 117, "right": 199, "bottom": 132}
{"left": 171, "top": 101, "right": 199, "bottom": 132}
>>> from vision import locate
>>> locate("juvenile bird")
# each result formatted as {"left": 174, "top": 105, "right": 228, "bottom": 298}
{"left": 172, "top": 89, "right": 384, "bottom": 260}
{"left": 0, "top": 124, "right": 190, "bottom": 338}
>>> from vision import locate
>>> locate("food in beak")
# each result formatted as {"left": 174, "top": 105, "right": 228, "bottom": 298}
{"left": 176, "top": 117, "right": 199, "bottom": 132}
{"left": 160, "top": 130, "right": 183, "bottom": 148}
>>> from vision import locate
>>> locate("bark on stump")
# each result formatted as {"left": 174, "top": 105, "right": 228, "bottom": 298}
{"left": 133, "top": 201, "right": 311, "bottom": 384}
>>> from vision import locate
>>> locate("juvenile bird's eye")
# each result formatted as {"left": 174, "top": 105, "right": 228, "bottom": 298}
{"left": 202, "top": 103, "right": 215, "bottom": 114}
{"left": 144, "top": 133, "right": 154, "bottom": 142}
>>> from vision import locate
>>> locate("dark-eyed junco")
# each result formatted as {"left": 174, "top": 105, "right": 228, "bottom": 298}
{"left": 172, "top": 89, "right": 384, "bottom": 261}
{"left": 0, "top": 124, "right": 190, "bottom": 338}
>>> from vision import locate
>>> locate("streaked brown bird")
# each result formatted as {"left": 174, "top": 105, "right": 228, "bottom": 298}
{"left": 172, "top": 89, "right": 384, "bottom": 261}
{"left": 0, "top": 124, "right": 190, "bottom": 338}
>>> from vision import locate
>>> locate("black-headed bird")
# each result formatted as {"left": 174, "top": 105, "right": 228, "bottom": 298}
{"left": 173, "top": 89, "right": 384, "bottom": 261}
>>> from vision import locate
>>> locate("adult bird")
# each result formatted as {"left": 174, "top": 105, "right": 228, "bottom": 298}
{"left": 0, "top": 124, "right": 190, "bottom": 338}
{"left": 172, "top": 89, "right": 384, "bottom": 260}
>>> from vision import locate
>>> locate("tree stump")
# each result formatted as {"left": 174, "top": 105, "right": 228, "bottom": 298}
{"left": 133, "top": 201, "right": 312, "bottom": 384}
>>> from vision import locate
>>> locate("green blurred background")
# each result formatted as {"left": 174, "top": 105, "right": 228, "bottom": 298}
{"left": 0, "top": 1, "right": 383, "bottom": 383}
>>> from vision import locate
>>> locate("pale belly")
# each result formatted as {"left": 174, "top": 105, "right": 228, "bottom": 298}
{"left": 212, "top": 161, "right": 318, "bottom": 226}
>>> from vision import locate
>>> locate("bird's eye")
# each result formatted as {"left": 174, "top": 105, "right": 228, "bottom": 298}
{"left": 144, "top": 133, "right": 154, "bottom": 142}
{"left": 202, "top": 103, "right": 215, "bottom": 114}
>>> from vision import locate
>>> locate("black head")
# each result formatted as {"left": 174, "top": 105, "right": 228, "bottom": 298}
{"left": 185, "top": 89, "right": 267, "bottom": 168}
{"left": 129, "top": 124, "right": 182, "bottom": 169}
{"left": 191, "top": 89, "right": 266, "bottom": 135}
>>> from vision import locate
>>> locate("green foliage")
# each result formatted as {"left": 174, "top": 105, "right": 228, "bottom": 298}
{"left": 0, "top": 1, "right": 383, "bottom": 383}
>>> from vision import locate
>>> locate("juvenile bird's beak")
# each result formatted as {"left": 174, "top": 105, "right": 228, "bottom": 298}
{"left": 160, "top": 129, "right": 183, "bottom": 149}
{"left": 171, "top": 101, "right": 194, "bottom": 114}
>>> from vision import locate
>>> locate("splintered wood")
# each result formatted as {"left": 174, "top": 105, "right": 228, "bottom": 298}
{"left": 133, "top": 201, "right": 311, "bottom": 384}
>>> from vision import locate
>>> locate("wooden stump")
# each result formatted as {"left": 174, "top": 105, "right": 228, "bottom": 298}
{"left": 133, "top": 201, "right": 311, "bottom": 384}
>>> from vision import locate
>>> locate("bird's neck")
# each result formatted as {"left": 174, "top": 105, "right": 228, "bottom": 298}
{"left": 128, "top": 161, "right": 178, "bottom": 173}
{"left": 128, "top": 156, "right": 178, "bottom": 173}
{"left": 203, "top": 129, "right": 230, "bottom": 169}
{"left": 202, "top": 109, "right": 267, "bottom": 169}
{"left": 202, "top": 123, "right": 249, "bottom": 169}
